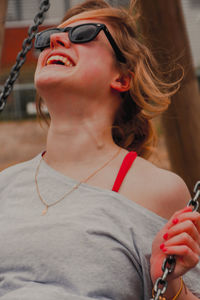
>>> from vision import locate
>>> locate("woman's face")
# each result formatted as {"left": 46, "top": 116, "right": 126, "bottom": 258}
{"left": 34, "top": 15, "right": 121, "bottom": 102}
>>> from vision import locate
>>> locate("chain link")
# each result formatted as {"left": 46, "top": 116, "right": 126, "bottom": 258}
{"left": 0, "top": 0, "right": 50, "bottom": 112}
{"left": 187, "top": 181, "right": 200, "bottom": 212}
{"left": 151, "top": 181, "right": 200, "bottom": 299}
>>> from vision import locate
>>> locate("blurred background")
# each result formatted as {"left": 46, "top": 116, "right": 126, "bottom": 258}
{"left": 0, "top": 0, "right": 200, "bottom": 193}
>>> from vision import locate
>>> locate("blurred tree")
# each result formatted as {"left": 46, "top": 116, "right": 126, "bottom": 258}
{"left": 0, "top": 0, "right": 8, "bottom": 67}
{"left": 140, "top": 0, "right": 200, "bottom": 194}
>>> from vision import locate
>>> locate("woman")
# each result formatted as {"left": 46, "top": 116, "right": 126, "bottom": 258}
{"left": 0, "top": 0, "right": 200, "bottom": 299}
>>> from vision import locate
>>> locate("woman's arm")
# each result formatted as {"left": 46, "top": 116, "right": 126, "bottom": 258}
{"left": 150, "top": 206, "right": 200, "bottom": 299}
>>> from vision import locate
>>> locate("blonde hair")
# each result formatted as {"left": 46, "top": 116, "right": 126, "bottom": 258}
{"left": 37, "top": 0, "right": 181, "bottom": 158}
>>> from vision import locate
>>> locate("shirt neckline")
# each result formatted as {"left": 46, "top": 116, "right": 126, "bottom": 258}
{"left": 35, "top": 153, "right": 167, "bottom": 223}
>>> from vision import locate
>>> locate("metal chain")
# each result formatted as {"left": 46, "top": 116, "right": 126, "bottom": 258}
{"left": 0, "top": 0, "right": 50, "bottom": 113}
{"left": 151, "top": 181, "right": 200, "bottom": 300}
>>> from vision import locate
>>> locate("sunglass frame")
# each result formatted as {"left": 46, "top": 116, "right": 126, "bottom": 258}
{"left": 35, "top": 23, "right": 126, "bottom": 63}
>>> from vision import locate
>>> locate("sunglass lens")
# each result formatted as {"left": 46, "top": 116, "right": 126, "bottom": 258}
{"left": 71, "top": 25, "right": 97, "bottom": 42}
{"left": 36, "top": 29, "right": 60, "bottom": 49}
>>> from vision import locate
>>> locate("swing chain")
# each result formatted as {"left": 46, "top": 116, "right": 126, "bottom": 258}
{"left": 0, "top": 0, "right": 50, "bottom": 113}
{"left": 187, "top": 181, "right": 200, "bottom": 212}
{"left": 150, "top": 256, "right": 176, "bottom": 300}
{"left": 151, "top": 180, "right": 200, "bottom": 300}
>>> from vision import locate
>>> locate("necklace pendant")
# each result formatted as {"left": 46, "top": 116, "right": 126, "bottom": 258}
{"left": 42, "top": 206, "right": 48, "bottom": 216}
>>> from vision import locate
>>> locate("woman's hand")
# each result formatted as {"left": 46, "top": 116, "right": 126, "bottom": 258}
{"left": 150, "top": 206, "right": 200, "bottom": 284}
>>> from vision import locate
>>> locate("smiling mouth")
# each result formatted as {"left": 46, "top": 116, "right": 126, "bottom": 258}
{"left": 46, "top": 55, "right": 74, "bottom": 67}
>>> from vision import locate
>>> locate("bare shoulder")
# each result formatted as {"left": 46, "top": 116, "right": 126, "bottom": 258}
{"left": 119, "top": 156, "right": 191, "bottom": 219}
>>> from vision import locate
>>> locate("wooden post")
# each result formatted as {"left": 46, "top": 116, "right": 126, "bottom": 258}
{"left": 0, "top": 0, "right": 8, "bottom": 66}
{"left": 139, "top": 0, "right": 200, "bottom": 194}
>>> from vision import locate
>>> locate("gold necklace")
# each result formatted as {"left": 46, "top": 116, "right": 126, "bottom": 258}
{"left": 35, "top": 148, "right": 121, "bottom": 215}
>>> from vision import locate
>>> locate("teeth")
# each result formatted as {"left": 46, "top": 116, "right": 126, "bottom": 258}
{"left": 47, "top": 55, "right": 73, "bottom": 67}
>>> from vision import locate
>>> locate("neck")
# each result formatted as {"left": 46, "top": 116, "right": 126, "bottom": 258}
{"left": 40, "top": 88, "right": 123, "bottom": 173}
{"left": 42, "top": 92, "right": 122, "bottom": 166}
{"left": 44, "top": 114, "right": 119, "bottom": 170}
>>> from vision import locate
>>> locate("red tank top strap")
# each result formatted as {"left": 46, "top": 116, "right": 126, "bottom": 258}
{"left": 112, "top": 151, "right": 137, "bottom": 192}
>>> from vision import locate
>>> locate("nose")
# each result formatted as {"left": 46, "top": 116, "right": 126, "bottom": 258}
{"left": 50, "top": 32, "right": 70, "bottom": 49}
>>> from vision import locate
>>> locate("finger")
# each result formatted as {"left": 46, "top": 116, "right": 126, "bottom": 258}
{"left": 162, "top": 245, "right": 200, "bottom": 268}
{"left": 166, "top": 220, "right": 200, "bottom": 245}
{"left": 165, "top": 207, "right": 193, "bottom": 230}
{"left": 174, "top": 211, "right": 200, "bottom": 229}
{"left": 167, "top": 211, "right": 200, "bottom": 233}
{"left": 174, "top": 206, "right": 193, "bottom": 218}
{"left": 182, "top": 212, "right": 200, "bottom": 234}
{"left": 161, "top": 232, "right": 200, "bottom": 256}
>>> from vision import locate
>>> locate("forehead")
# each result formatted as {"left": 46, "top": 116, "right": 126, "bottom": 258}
{"left": 58, "top": 12, "right": 109, "bottom": 29}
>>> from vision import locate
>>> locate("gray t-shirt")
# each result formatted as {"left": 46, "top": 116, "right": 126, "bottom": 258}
{"left": 0, "top": 154, "right": 199, "bottom": 299}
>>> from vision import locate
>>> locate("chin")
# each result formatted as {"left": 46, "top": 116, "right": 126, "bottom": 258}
{"left": 35, "top": 70, "right": 65, "bottom": 95}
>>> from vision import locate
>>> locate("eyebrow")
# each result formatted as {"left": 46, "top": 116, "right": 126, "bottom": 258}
{"left": 58, "top": 16, "right": 101, "bottom": 28}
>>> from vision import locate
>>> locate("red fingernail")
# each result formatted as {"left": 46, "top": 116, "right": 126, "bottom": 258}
{"left": 172, "top": 218, "right": 179, "bottom": 225}
{"left": 160, "top": 243, "right": 165, "bottom": 250}
{"left": 163, "top": 233, "right": 168, "bottom": 240}
{"left": 162, "top": 247, "right": 167, "bottom": 252}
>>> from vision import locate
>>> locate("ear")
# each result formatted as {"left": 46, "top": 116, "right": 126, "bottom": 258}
{"left": 110, "top": 72, "right": 131, "bottom": 92}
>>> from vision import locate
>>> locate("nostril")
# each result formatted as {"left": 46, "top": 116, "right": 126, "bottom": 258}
{"left": 57, "top": 40, "right": 65, "bottom": 47}
{"left": 50, "top": 41, "right": 54, "bottom": 49}
{"left": 50, "top": 38, "right": 66, "bottom": 49}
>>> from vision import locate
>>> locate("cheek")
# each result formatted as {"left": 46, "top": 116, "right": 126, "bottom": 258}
{"left": 36, "top": 51, "right": 45, "bottom": 67}
{"left": 34, "top": 50, "right": 52, "bottom": 89}
{"left": 34, "top": 67, "right": 44, "bottom": 91}
{"left": 77, "top": 65, "right": 113, "bottom": 98}
{"left": 82, "top": 64, "right": 108, "bottom": 87}
{"left": 34, "top": 50, "right": 49, "bottom": 72}
{"left": 81, "top": 52, "right": 115, "bottom": 82}
{"left": 34, "top": 65, "right": 40, "bottom": 84}
{"left": 34, "top": 53, "right": 44, "bottom": 82}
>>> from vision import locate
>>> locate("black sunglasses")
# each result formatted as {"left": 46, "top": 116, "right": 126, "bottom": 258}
{"left": 34, "top": 23, "right": 126, "bottom": 63}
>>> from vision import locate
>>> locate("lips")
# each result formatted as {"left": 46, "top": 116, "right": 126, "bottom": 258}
{"left": 46, "top": 53, "right": 75, "bottom": 67}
